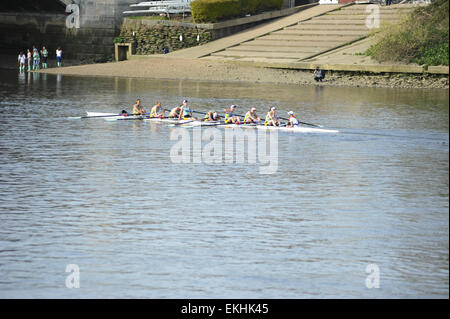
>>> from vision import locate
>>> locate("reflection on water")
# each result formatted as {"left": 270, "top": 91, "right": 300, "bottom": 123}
{"left": 0, "top": 69, "right": 448, "bottom": 298}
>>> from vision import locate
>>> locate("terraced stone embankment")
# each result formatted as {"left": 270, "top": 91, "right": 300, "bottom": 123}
{"left": 208, "top": 4, "right": 415, "bottom": 63}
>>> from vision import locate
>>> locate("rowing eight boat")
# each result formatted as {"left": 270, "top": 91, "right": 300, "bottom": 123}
{"left": 84, "top": 112, "right": 339, "bottom": 133}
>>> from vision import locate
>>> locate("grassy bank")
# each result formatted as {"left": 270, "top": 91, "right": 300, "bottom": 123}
{"left": 366, "top": 0, "right": 449, "bottom": 66}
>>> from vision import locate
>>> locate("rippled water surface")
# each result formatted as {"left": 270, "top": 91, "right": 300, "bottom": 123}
{"left": 0, "top": 70, "right": 448, "bottom": 298}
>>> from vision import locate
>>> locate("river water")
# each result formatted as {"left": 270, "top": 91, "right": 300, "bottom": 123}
{"left": 0, "top": 70, "right": 448, "bottom": 298}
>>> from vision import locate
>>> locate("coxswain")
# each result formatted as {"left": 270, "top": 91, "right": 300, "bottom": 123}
{"left": 244, "top": 107, "right": 261, "bottom": 124}
{"left": 286, "top": 111, "right": 299, "bottom": 128}
{"left": 132, "top": 99, "right": 147, "bottom": 115}
{"left": 265, "top": 107, "right": 281, "bottom": 126}
{"left": 150, "top": 101, "right": 165, "bottom": 118}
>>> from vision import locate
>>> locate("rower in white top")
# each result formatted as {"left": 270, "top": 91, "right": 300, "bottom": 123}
{"left": 286, "top": 111, "right": 299, "bottom": 128}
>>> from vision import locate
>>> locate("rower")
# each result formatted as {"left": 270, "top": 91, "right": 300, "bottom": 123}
{"left": 179, "top": 99, "right": 196, "bottom": 120}
{"left": 132, "top": 99, "right": 146, "bottom": 115}
{"left": 169, "top": 106, "right": 181, "bottom": 118}
{"left": 204, "top": 111, "right": 220, "bottom": 121}
{"left": 224, "top": 105, "right": 240, "bottom": 124}
{"left": 244, "top": 107, "right": 261, "bottom": 124}
{"left": 286, "top": 111, "right": 299, "bottom": 128}
{"left": 265, "top": 107, "right": 281, "bottom": 126}
{"left": 150, "top": 101, "right": 165, "bottom": 118}
{"left": 121, "top": 110, "right": 129, "bottom": 117}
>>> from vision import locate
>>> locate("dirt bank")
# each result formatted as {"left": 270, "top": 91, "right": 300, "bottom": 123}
{"left": 39, "top": 56, "right": 449, "bottom": 89}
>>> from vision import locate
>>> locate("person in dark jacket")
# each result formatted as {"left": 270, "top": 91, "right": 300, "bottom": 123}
{"left": 314, "top": 67, "right": 325, "bottom": 82}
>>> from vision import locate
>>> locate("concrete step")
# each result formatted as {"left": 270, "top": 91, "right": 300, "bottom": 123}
{"left": 243, "top": 39, "right": 332, "bottom": 48}
{"left": 340, "top": 5, "right": 416, "bottom": 11}
{"left": 211, "top": 50, "right": 310, "bottom": 60}
{"left": 203, "top": 56, "right": 302, "bottom": 64}
{"left": 277, "top": 29, "right": 368, "bottom": 37}
{"left": 327, "top": 9, "right": 413, "bottom": 15}
{"left": 234, "top": 57, "right": 302, "bottom": 63}
{"left": 227, "top": 45, "right": 324, "bottom": 54}
{"left": 203, "top": 55, "right": 242, "bottom": 61}
{"left": 301, "top": 19, "right": 383, "bottom": 25}
{"left": 320, "top": 14, "right": 401, "bottom": 20}
{"left": 289, "top": 24, "right": 369, "bottom": 31}
{"left": 262, "top": 34, "right": 359, "bottom": 42}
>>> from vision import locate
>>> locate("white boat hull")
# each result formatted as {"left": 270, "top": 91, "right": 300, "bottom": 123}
{"left": 84, "top": 112, "right": 338, "bottom": 133}
{"left": 221, "top": 123, "right": 339, "bottom": 133}
{"left": 144, "top": 117, "right": 186, "bottom": 124}
{"left": 86, "top": 111, "right": 146, "bottom": 121}
{"left": 256, "top": 125, "right": 339, "bottom": 134}
{"left": 86, "top": 112, "right": 118, "bottom": 117}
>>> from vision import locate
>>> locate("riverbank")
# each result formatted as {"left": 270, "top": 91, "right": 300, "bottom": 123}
{"left": 38, "top": 56, "right": 449, "bottom": 89}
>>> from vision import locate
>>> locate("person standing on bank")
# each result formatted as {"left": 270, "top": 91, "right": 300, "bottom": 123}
{"left": 18, "top": 51, "right": 26, "bottom": 73}
{"left": 32, "top": 48, "right": 40, "bottom": 70}
{"left": 56, "top": 47, "right": 63, "bottom": 67}
{"left": 40, "top": 46, "right": 49, "bottom": 69}
{"left": 26, "top": 49, "right": 32, "bottom": 72}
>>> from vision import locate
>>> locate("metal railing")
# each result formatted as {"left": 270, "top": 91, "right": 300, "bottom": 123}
{"left": 123, "top": 0, "right": 193, "bottom": 15}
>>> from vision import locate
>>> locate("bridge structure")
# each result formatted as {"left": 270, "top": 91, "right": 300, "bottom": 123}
{"left": 0, "top": 0, "right": 138, "bottom": 61}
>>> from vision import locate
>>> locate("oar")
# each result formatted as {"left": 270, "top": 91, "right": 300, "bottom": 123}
{"left": 190, "top": 110, "right": 207, "bottom": 115}
{"left": 73, "top": 112, "right": 150, "bottom": 119}
{"left": 278, "top": 116, "right": 322, "bottom": 128}
{"left": 117, "top": 115, "right": 175, "bottom": 121}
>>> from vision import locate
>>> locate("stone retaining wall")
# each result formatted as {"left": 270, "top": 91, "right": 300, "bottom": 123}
{"left": 119, "top": 21, "right": 213, "bottom": 55}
